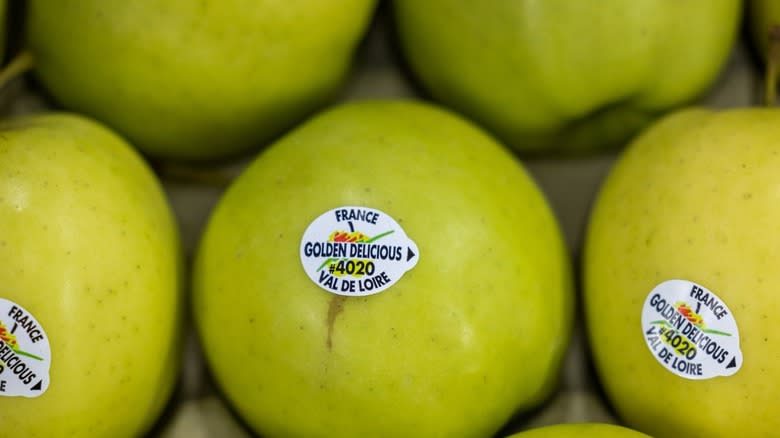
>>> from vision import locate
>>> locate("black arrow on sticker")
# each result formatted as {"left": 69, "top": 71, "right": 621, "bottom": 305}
{"left": 406, "top": 247, "right": 415, "bottom": 262}
{"left": 31, "top": 380, "right": 42, "bottom": 391}
{"left": 726, "top": 357, "right": 737, "bottom": 369}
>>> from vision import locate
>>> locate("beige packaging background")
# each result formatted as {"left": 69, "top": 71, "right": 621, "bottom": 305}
{"left": 0, "top": 7, "right": 762, "bottom": 438}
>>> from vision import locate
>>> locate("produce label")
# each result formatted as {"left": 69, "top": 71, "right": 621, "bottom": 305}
{"left": 641, "top": 279, "right": 742, "bottom": 380}
{"left": 300, "top": 206, "right": 419, "bottom": 296}
{"left": 0, "top": 298, "right": 51, "bottom": 397}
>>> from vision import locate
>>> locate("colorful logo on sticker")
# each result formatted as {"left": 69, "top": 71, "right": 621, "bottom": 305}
{"left": 641, "top": 279, "right": 742, "bottom": 380}
{"left": 300, "top": 206, "right": 419, "bottom": 296}
{"left": 0, "top": 297, "right": 51, "bottom": 397}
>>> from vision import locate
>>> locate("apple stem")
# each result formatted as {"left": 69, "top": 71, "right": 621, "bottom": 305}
{"left": 0, "top": 50, "right": 34, "bottom": 91}
{"left": 765, "top": 25, "right": 780, "bottom": 106}
{"left": 152, "top": 161, "right": 234, "bottom": 188}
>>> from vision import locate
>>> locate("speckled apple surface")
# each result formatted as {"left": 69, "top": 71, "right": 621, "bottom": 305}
{"left": 584, "top": 108, "right": 780, "bottom": 437}
{"left": 0, "top": 114, "right": 183, "bottom": 437}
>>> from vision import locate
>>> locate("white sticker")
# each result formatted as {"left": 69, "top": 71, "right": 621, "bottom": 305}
{"left": 300, "top": 206, "right": 419, "bottom": 296}
{"left": 641, "top": 279, "right": 742, "bottom": 380}
{"left": 0, "top": 298, "right": 51, "bottom": 397}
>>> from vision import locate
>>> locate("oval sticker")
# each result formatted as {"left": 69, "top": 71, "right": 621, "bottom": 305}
{"left": 0, "top": 297, "right": 51, "bottom": 397}
{"left": 641, "top": 279, "right": 742, "bottom": 380}
{"left": 300, "top": 206, "right": 419, "bottom": 296}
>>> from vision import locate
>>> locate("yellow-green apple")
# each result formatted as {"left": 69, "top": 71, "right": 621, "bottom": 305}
{"left": 507, "top": 423, "right": 651, "bottom": 438}
{"left": 0, "top": 113, "right": 183, "bottom": 437}
{"left": 193, "top": 100, "right": 574, "bottom": 437}
{"left": 24, "top": 0, "right": 377, "bottom": 161}
{"left": 394, "top": 1, "right": 741, "bottom": 155}
{"left": 584, "top": 108, "right": 780, "bottom": 437}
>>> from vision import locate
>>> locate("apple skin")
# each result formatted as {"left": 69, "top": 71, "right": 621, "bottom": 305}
{"left": 25, "top": 0, "right": 377, "bottom": 161}
{"left": 0, "top": 113, "right": 183, "bottom": 437}
{"left": 394, "top": 1, "right": 741, "bottom": 155}
{"left": 507, "top": 423, "right": 651, "bottom": 438}
{"left": 193, "top": 100, "right": 574, "bottom": 437}
{"left": 583, "top": 108, "right": 780, "bottom": 437}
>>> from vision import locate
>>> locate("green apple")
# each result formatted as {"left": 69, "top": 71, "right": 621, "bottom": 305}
{"left": 24, "top": 0, "right": 377, "bottom": 161}
{"left": 0, "top": 113, "right": 182, "bottom": 436}
{"left": 584, "top": 108, "right": 780, "bottom": 437}
{"left": 507, "top": 423, "right": 651, "bottom": 438}
{"left": 394, "top": 1, "right": 741, "bottom": 155}
{"left": 194, "top": 100, "right": 574, "bottom": 437}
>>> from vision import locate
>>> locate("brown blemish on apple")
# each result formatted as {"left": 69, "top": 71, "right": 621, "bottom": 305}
{"left": 326, "top": 295, "right": 346, "bottom": 351}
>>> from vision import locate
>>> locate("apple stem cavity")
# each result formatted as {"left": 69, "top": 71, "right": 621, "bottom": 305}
{"left": 0, "top": 50, "right": 34, "bottom": 91}
{"left": 152, "top": 161, "right": 234, "bottom": 188}
{"left": 765, "top": 25, "right": 780, "bottom": 106}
